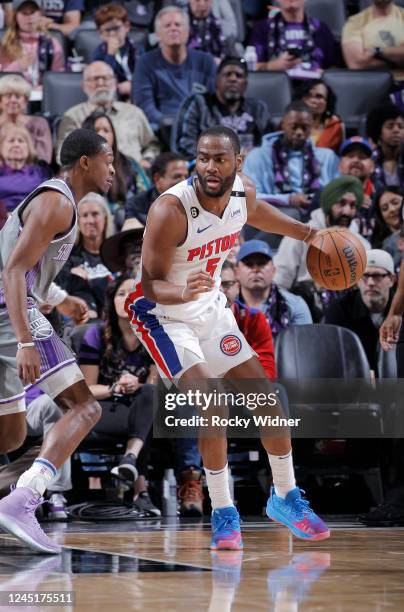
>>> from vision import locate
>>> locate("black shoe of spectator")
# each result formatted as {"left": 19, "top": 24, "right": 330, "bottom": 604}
{"left": 111, "top": 453, "right": 138, "bottom": 482}
{"left": 134, "top": 491, "right": 161, "bottom": 517}
{"left": 361, "top": 502, "right": 404, "bottom": 526}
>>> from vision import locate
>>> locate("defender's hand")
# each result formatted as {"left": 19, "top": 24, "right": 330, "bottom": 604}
{"left": 380, "top": 315, "right": 402, "bottom": 351}
{"left": 17, "top": 346, "right": 41, "bottom": 385}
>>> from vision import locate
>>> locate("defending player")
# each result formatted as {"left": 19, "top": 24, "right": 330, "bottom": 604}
{"left": 0, "top": 128, "right": 114, "bottom": 553}
{"left": 126, "top": 126, "right": 330, "bottom": 549}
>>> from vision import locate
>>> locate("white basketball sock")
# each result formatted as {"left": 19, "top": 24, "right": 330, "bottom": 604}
{"left": 204, "top": 464, "right": 233, "bottom": 510}
{"left": 267, "top": 450, "right": 296, "bottom": 499}
{"left": 17, "top": 458, "right": 57, "bottom": 497}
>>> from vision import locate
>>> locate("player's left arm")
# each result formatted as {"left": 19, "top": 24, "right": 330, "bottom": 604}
{"left": 242, "top": 174, "right": 316, "bottom": 242}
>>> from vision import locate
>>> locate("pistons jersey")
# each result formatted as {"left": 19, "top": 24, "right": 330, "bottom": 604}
{"left": 130, "top": 174, "right": 248, "bottom": 322}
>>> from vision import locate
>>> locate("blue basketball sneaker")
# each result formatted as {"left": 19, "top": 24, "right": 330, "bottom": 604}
{"left": 211, "top": 506, "right": 243, "bottom": 550}
{"left": 266, "top": 487, "right": 330, "bottom": 541}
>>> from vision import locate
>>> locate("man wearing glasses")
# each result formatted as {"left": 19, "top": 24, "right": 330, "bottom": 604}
{"left": 93, "top": 3, "right": 137, "bottom": 100}
{"left": 56, "top": 61, "right": 158, "bottom": 165}
{"left": 324, "top": 249, "right": 396, "bottom": 374}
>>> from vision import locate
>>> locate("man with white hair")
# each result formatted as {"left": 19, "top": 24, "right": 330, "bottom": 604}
{"left": 324, "top": 249, "right": 396, "bottom": 373}
{"left": 133, "top": 5, "right": 217, "bottom": 132}
{"left": 57, "top": 61, "right": 158, "bottom": 164}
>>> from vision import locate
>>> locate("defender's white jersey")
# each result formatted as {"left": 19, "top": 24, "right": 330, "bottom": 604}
{"left": 136, "top": 174, "right": 247, "bottom": 322}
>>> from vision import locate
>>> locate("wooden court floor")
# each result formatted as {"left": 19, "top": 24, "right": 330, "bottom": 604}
{"left": 0, "top": 518, "right": 403, "bottom": 611}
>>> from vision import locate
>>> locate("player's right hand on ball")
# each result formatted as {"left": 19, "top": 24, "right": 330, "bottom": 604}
{"left": 182, "top": 270, "right": 215, "bottom": 301}
{"left": 17, "top": 346, "right": 41, "bottom": 385}
{"left": 380, "top": 314, "right": 402, "bottom": 351}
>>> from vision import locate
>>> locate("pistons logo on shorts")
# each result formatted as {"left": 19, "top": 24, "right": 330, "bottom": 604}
{"left": 220, "top": 334, "right": 242, "bottom": 356}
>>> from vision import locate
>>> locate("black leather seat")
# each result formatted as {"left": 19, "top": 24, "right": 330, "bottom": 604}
{"left": 305, "top": 0, "right": 346, "bottom": 39}
{"left": 246, "top": 71, "right": 292, "bottom": 124}
{"left": 42, "top": 71, "right": 86, "bottom": 117}
{"left": 276, "top": 323, "right": 384, "bottom": 504}
{"left": 323, "top": 69, "right": 393, "bottom": 130}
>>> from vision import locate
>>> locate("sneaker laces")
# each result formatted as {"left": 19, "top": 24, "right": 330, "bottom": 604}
{"left": 178, "top": 480, "right": 203, "bottom": 502}
{"left": 289, "top": 489, "right": 314, "bottom": 519}
{"left": 214, "top": 511, "right": 241, "bottom": 534}
{"left": 24, "top": 495, "right": 48, "bottom": 534}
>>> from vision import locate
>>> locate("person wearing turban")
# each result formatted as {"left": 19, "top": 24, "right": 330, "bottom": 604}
{"left": 271, "top": 176, "right": 370, "bottom": 320}
{"left": 320, "top": 175, "right": 364, "bottom": 227}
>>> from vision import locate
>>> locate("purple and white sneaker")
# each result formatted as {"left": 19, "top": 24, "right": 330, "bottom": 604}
{"left": 0, "top": 487, "right": 62, "bottom": 554}
{"left": 47, "top": 493, "right": 68, "bottom": 520}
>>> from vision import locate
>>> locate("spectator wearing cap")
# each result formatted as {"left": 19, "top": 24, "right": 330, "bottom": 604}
{"left": 93, "top": 3, "right": 137, "bottom": 100}
{"left": 221, "top": 259, "right": 277, "bottom": 378}
{"left": 133, "top": 6, "right": 217, "bottom": 134}
{"left": 367, "top": 104, "right": 404, "bottom": 191}
{"left": 342, "top": 0, "right": 404, "bottom": 83}
{"left": 338, "top": 136, "right": 376, "bottom": 241}
{"left": 324, "top": 249, "right": 396, "bottom": 373}
{"left": 172, "top": 56, "right": 272, "bottom": 159}
{"left": 0, "top": 0, "right": 64, "bottom": 88}
{"left": 235, "top": 239, "right": 312, "bottom": 338}
{"left": 294, "top": 79, "right": 344, "bottom": 154}
{"left": 273, "top": 176, "right": 371, "bottom": 319}
{"left": 100, "top": 218, "right": 144, "bottom": 277}
{"left": 124, "top": 152, "right": 189, "bottom": 225}
{"left": 249, "top": 0, "right": 337, "bottom": 79}
{"left": 243, "top": 100, "right": 339, "bottom": 216}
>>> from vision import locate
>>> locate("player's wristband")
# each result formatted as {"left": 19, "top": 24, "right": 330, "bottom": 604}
{"left": 17, "top": 342, "right": 35, "bottom": 351}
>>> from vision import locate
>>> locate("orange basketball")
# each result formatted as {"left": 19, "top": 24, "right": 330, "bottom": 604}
{"left": 306, "top": 227, "right": 367, "bottom": 290}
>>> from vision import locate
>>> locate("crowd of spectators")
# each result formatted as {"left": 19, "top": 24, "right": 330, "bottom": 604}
{"left": 1, "top": 0, "right": 404, "bottom": 523}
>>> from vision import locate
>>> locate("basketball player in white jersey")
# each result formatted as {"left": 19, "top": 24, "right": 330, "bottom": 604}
{"left": 126, "top": 126, "right": 330, "bottom": 549}
{"left": 0, "top": 129, "right": 114, "bottom": 553}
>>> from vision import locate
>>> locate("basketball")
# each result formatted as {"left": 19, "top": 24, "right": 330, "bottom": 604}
{"left": 306, "top": 227, "right": 367, "bottom": 290}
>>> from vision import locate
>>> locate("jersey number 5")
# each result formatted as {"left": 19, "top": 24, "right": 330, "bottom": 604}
{"left": 206, "top": 257, "right": 221, "bottom": 277}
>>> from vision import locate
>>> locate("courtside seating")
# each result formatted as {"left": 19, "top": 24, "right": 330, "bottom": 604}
{"left": 276, "top": 323, "right": 384, "bottom": 505}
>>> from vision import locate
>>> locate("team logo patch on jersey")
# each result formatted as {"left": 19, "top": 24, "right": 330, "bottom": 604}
{"left": 28, "top": 312, "right": 53, "bottom": 340}
{"left": 190, "top": 207, "right": 199, "bottom": 218}
{"left": 220, "top": 334, "right": 242, "bottom": 356}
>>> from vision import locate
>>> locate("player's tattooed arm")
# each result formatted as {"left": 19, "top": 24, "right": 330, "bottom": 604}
{"left": 141, "top": 194, "right": 214, "bottom": 304}
{"left": 2, "top": 192, "right": 74, "bottom": 384}
{"left": 241, "top": 173, "right": 317, "bottom": 243}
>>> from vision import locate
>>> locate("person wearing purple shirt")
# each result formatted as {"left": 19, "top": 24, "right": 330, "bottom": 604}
{"left": 0, "top": 123, "right": 50, "bottom": 212}
{"left": 249, "top": 0, "right": 337, "bottom": 79}
{"left": 133, "top": 6, "right": 216, "bottom": 133}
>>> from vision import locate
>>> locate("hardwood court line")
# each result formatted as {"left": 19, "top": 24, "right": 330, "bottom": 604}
{"left": 68, "top": 544, "right": 213, "bottom": 571}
